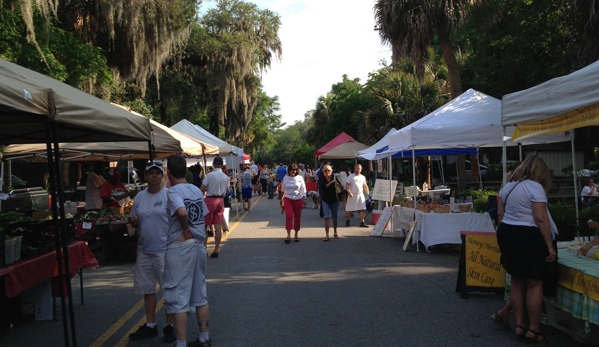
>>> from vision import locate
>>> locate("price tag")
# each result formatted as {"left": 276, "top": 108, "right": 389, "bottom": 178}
{"left": 83, "top": 222, "right": 93, "bottom": 230}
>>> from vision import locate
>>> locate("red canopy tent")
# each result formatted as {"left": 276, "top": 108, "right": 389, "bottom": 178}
{"left": 315, "top": 132, "right": 356, "bottom": 158}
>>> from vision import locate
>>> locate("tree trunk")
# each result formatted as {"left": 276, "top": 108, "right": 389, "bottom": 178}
{"left": 438, "top": 28, "right": 465, "bottom": 190}
{"left": 470, "top": 155, "right": 480, "bottom": 183}
{"left": 437, "top": 29, "right": 462, "bottom": 99}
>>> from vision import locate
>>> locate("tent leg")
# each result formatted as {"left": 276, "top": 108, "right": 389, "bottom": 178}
{"left": 572, "top": 138, "right": 580, "bottom": 237}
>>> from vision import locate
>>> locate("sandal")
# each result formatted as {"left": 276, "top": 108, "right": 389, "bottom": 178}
{"left": 294, "top": 238, "right": 300, "bottom": 242}
{"left": 514, "top": 325, "right": 526, "bottom": 342}
{"left": 491, "top": 312, "right": 511, "bottom": 330}
{"left": 323, "top": 238, "right": 330, "bottom": 242}
{"left": 333, "top": 234, "right": 339, "bottom": 239}
{"left": 525, "top": 329, "right": 549, "bottom": 345}
{"left": 284, "top": 238, "right": 291, "bottom": 244}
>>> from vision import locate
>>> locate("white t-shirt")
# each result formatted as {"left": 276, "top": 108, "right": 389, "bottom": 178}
{"left": 581, "top": 185, "right": 596, "bottom": 201}
{"left": 499, "top": 180, "right": 547, "bottom": 227}
{"left": 346, "top": 173, "right": 366, "bottom": 194}
{"left": 130, "top": 188, "right": 169, "bottom": 254}
{"left": 167, "top": 183, "right": 208, "bottom": 243}
{"left": 281, "top": 175, "right": 306, "bottom": 200}
{"left": 202, "top": 168, "right": 230, "bottom": 196}
{"left": 85, "top": 172, "right": 105, "bottom": 210}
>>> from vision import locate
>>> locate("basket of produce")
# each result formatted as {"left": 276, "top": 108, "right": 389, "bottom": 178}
{"left": 458, "top": 203, "right": 472, "bottom": 212}
{"left": 416, "top": 204, "right": 432, "bottom": 213}
{"left": 432, "top": 205, "right": 451, "bottom": 213}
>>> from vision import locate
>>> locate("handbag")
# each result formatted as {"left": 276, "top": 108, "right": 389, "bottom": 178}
{"left": 334, "top": 178, "right": 343, "bottom": 194}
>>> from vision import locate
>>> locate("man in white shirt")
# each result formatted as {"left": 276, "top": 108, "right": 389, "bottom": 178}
{"left": 201, "top": 156, "right": 230, "bottom": 258}
{"left": 581, "top": 179, "right": 598, "bottom": 206}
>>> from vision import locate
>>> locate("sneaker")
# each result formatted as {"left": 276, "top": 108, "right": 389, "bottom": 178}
{"left": 345, "top": 220, "right": 350, "bottom": 227}
{"left": 129, "top": 324, "right": 158, "bottom": 340}
{"left": 163, "top": 324, "right": 176, "bottom": 343}
{"left": 359, "top": 222, "right": 369, "bottom": 228}
{"left": 188, "top": 338, "right": 213, "bottom": 347}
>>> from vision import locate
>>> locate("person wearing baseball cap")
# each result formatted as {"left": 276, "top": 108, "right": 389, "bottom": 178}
{"left": 200, "top": 156, "right": 230, "bottom": 258}
{"left": 100, "top": 167, "right": 130, "bottom": 208}
{"left": 128, "top": 161, "right": 175, "bottom": 342}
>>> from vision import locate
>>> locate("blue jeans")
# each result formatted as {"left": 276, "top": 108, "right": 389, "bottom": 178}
{"left": 322, "top": 201, "right": 339, "bottom": 220}
{"left": 267, "top": 181, "right": 275, "bottom": 198}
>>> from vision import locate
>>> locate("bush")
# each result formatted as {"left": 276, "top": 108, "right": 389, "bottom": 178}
{"left": 549, "top": 201, "right": 577, "bottom": 241}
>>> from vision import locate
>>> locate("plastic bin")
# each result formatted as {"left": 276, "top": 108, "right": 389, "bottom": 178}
{"left": 5, "top": 238, "right": 16, "bottom": 265}
{"left": 371, "top": 210, "right": 389, "bottom": 228}
{"left": 12, "top": 236, "right": 23, "bottom": 262}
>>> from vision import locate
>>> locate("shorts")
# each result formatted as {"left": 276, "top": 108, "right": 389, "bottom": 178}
{"left": 133, "top": 249, "right": 166, "bottom": 295}
{"left": 242, "top": 187, "right": 253, "bottom": 200}
{"left": 163, "top": 239, "right": 208, "bottom": 313}
{"left": 322, "top": 201, "right": 339, "bottom": 220}
{"left": 204, "top": 196, "right": 224, "bottom": 226}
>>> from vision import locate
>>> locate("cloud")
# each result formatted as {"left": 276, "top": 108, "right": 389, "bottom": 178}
{"left": 255, "top": 0, "right": 391, "bottom": 126}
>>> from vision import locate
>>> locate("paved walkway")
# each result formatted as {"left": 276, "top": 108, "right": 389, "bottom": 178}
{"left": 0, "top": 195, "right": 586, "bottom": 346}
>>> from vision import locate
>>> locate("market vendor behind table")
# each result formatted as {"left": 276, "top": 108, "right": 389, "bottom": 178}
{"left": 100, "top": 168, "right": 131, "bottom": 209}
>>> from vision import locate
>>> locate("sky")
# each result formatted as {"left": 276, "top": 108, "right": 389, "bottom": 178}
{"left": 202, "top": 0, "right": 392, "bottom": 126}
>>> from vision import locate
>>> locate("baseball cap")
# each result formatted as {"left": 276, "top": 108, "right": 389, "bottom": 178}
{"left": 213, "top": 157, "right": 224, "bottom": 166}
{"left": 145, "top": 161, "right": 164, "bottom": 172}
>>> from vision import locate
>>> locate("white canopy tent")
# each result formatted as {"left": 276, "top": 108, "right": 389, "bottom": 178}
{"left": 380, "top": 89, "right": 571, "bottom": 204}
{"left": 502, "top": 61, "right": 599, "bottom": 231}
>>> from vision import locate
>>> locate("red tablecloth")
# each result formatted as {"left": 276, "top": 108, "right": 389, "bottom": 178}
{"left": 0, "top": 241, "right": 98, "bottom": 298}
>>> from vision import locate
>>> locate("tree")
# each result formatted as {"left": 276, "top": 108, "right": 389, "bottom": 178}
{"left": 198, "top": 0, "right": 282, "bottom": 141}
{"left": 8, "top": 0, "right": 199, "bottom": 96}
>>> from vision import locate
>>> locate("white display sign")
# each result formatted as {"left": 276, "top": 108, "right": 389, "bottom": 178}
{"left": 371, "top": 179, "right": 398, "bottom": 202}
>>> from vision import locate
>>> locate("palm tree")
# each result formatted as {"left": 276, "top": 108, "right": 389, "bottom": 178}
{"left": 373, "top": 0, "right": 469, "bottom": 99}
{"left": 374, "top": 0, "right": 471, "bottom": 190}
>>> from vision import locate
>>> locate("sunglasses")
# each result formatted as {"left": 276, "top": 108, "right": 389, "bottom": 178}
{"left": 323, "top": 170, "right": 331, "bottom": 172}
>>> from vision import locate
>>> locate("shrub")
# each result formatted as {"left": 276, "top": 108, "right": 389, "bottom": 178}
{"left": 549, "top": 201, "right": 577, "bottom": 241}
{"left": 577, "top": 206, "right": 599, "bottom": 237}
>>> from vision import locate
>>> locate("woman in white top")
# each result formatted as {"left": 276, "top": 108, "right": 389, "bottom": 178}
{"left": 280, "top": 163, "right": 307, "bottom": 243}
{"left": 496, "top": 155, "right": 556, "bottom": 345}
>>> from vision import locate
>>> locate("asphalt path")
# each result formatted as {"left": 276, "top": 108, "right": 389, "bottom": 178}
{"left": 0, "top": 195, "right": 587, "bottom": 346}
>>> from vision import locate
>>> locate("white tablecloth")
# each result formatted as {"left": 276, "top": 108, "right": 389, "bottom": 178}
{"left": 392, "top": 206, "right": 495, "bottom": 249}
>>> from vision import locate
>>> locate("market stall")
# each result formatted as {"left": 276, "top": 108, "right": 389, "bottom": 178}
{"left": 392, "top": 205, "right": 495, "bottom": 250}
{"left": 0, "top": 58, "right": 152, "bottom": 346}
{"left": 501, "top": 60, "right": 599, "bottom": 342}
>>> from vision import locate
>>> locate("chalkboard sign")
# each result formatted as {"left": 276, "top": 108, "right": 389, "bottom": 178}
{"left": 371, "top": 179, "right": 398, "bottom": 202}
{"left": 456, "top": 231, "right": 505, "bottom": 298}
{"left": 370, "top": 207, "right": 393, "bottom": 237}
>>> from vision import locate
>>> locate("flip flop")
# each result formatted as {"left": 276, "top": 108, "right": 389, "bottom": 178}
{"left": 524, "top": 329, "right": 549, "bottom": 345}
{"left": 333, "top": 235, "right": 339, "bottom": 239}
{"left": 490, "top": 312, "right": 511, "bottom": 330}
{"left": 284, "top": 238, "right": 291, "bottom": 244}
{"left": 294, "top": 238, "right": 300, "bottom": 242}
{"left": 323, "top": 238, "right": 330, "bottom": 242}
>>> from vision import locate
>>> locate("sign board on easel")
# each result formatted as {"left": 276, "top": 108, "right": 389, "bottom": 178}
{"left": 456, "top": 231, "right": 505, "bottom": 298}
{"left": 369, "top": 207, "right": 393, "bottom": 237}
{"left": 402, "top": 221, "right": 417, "bottom": 252}
{"left": 371, "top": 179, "right": 398, "bottom": 202}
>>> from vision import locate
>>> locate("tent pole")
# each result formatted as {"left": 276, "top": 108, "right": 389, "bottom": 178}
{"left": 502, "top": 127, "right": 507, "bottom": 187}
{"left": 412, "top": 148, "right": 417, "bottom": 204}
{"left": 0, "top": 158, "right": 3, "bottom": 211}
{"left": 440, "top": 156, "right": 445, "bottom": 184}
{"left": 572, "top": 137, "right": 580, "bottom": 237}
{"left": 388, "top": 154, "right": 392, "bottom": 208}
{"left": 477, "top": 151, "right": 483, "bottom": 190}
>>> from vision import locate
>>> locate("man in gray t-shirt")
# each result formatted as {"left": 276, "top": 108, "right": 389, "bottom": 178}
{"left": 128, "top": 161, "right": 175, "bottom": 342}
{"left": 164, "top": 154, "right": 211, "bottom": 347}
